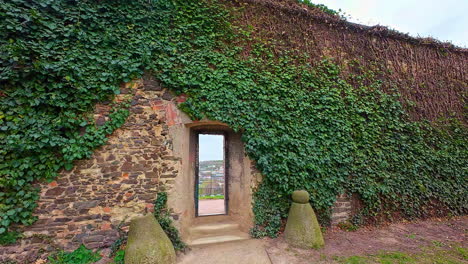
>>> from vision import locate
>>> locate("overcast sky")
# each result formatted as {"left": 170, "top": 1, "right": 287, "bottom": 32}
{"left": 199, "top": 134, "right": 224, "bottom": 161}
{"left": 312, "top": 0, "right": 468, "bottom": 48}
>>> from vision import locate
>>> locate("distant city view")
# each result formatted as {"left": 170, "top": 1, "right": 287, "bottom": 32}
{"left": 197, "top": 134, "right": 225, "bottom": 215}
{"left": 198, "top": 160, "right": 225, "bottom": 199}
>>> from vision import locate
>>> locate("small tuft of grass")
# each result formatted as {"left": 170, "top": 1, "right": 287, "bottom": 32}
{"left": 454, "top": 247, "right": 468, "bottom": 260}
{"left": 340, "top": 256, "right": 370, "bottom": 264}
{"left": 112, "top": 249, "right": 125, "bottom": 264}
{"left": 431, "top": 240, "right": 446, "bottom": 247}
{"left": 48, "top": 245, "right": 101, "bottom": 264}
{"left": 0, "top": 231, "right": 21, "bottom": 245}
{"left": 199, "top": 194, "right": 225, "bottom": 200}
{"left": 376, "top": 251, "right": 415, "bottom": 264}
{"left": 337, "top": 221, "right": 359, "bottom": 232}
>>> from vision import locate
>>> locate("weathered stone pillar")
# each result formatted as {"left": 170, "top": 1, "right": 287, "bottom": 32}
{"left": 125, "top": 214, "right": 176, "bottom": 264}
{"left": 284, "top": 190, "right": 325, "bottom": 249}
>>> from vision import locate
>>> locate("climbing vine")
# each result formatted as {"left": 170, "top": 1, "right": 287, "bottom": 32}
{"left": 0, "top": 0, "right": 160, "bottom": 234}
{"left": 0, "top": 0, "right": 466, "bottom": 240}
{"left": 154, "top": 192, "right": 186, "bottom": 251}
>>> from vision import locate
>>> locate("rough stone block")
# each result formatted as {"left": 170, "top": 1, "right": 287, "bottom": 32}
{"left": 125, "top": 214, "right": 176, "bottom": 264}
{"left": 45, "top": 187, "right": 65, "bottom": 196}
{"left": 73, "top": 200, "right": 99, "bottom": 210}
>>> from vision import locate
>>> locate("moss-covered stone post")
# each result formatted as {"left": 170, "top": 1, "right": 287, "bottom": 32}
{"left": 284, "top": 190, "right": 325, "bottom": 249}
{"left": 125, "top": 214, "right": 176, "bottom": 264}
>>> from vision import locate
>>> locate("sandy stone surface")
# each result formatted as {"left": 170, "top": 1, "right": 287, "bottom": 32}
{"left": 178, "top": 239, "right": 272, "bottom": 264}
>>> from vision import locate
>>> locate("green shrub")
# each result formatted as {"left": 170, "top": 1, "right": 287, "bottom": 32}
{"left": 0, "top": 231, "right": 21, "bottom": 245}
{"left": 112, "top": 250, "right": 125, "bottom": 264}
{"left": 48, "top": 245, "right": 101, "bottom": 264}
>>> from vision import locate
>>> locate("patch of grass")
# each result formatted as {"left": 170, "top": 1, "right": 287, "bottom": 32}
{"left": 199, "top": 195, "right": 225, "bottom": 200}
{"left": 455, "top": 247, "right": 468, "bottom": 260}
{"left": 48, "top": 245, "right": 101, "bottom": 264}
{"left": 376, "top": 251, "right": 415, "bottom": 264}
{"left": 337, "top": 221, "right": 359, "bottom": 232}
{"left": 340, "top": 256, "right": 370, "bottom": 264}
{"left": 0, "top": 231, "right": 21, "bottom": 245}
{"left": 112, "top": 249, "right": 125, "bottom": 264}
{"left": 405, "top": 233, "right": 416, "bottom": 239}
{"left": 431, "top": 240, "right": 446, "bottom": 247}
{"left": 337, "top": 246, "right": 467, "bottom": 264}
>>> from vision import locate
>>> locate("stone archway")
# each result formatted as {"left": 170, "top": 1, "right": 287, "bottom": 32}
{"left": 167, "top": 113, "right": 257, "bottom": 244}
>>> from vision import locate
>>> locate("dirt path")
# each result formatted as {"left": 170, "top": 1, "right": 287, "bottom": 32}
{"left": 265, "top": 216, "right": 467, "bottom": 263}
{"left": 176, "top": 217, "right": 466, "bottom": 264}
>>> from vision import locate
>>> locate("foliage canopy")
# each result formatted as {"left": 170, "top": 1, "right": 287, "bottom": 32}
{"left": 0, "top": 0, "right": 466, "bottom": 238}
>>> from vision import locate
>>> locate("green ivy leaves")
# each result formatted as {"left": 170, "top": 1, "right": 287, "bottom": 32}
{"left": 143, "top": 1, "right": 466, "bottom": 237}
{"left": 154, "top": 192, "right": 186, "bottom": 251}
{"left": 0, "top": 0, "right": 466, "bottom": 240}
{"left": 0, "top": 0, "right": 140, "bottom": 233}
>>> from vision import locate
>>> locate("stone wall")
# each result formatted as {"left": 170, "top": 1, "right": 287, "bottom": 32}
{"left": 330, "top": 193, "right": 352, "bottom": 225}
{"left": 0, "top": 77, "right": 182, "bottom": 263}
{"left": 0, "top": 76, "right": 354, "bottom": 263}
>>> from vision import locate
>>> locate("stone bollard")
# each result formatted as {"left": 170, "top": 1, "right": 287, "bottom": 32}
{"left": 284, "top": 190, "right": 325, "bottom": 249}
{"left": 125, "top": 214, "right": 176, "bottom": 264}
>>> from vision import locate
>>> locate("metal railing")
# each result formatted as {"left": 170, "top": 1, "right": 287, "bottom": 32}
{"left": 198, "top": 187, "right": 224, "bottom": 196}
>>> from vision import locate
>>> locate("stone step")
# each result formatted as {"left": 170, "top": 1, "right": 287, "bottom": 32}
{"left": 192, "top": 214, "right": 232, "bottom": 225}
{"left": 187, "top": 221, "right": 250, "bottom": 246}
{"left": 178, "top": 239, "right": 271, "bottom": 264}
{"left": 188, "top": 222, "right": 240, "bottom": 238}
{"left": 188, "top": 233, "right": 250, "bottom": 246}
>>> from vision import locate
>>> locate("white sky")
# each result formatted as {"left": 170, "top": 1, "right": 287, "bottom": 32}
{"left": 312, "top": 0, "right": 468, "bottom": 48}
{"left": 199, "top": 134, "right": 224, "bottom": 161}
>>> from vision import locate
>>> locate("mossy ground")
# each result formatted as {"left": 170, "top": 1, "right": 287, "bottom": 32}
{"left": 336, "top": 246, "right": 467, "bottom": 264}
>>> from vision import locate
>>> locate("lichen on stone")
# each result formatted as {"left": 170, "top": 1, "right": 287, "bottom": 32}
{"left": 124, "top": 214, "right": 176, "bottom": 264}
{"left": 284, "top": 191, "right": 325, "bottom": 249}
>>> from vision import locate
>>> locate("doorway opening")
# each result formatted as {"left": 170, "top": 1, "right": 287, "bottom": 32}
{"left": 195, "top": 132, "right": 228, "bottom": 216}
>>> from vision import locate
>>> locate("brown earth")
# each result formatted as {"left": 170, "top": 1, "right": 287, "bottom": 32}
{"left": 265, "top": 216, "right": 467, "bottom": 263}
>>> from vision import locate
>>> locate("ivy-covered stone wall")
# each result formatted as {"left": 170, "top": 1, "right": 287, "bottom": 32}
{"left": 0, "top": 0, "right": 465, "bottom": 262}
{"left": 0, "top": 79, "right": 183, "bottom": 262}
{"left": 0, "top": 76, "right": 270, "bottom": 262}
{"left": 227, "top": 0, "right": 467, "bottom": 122}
